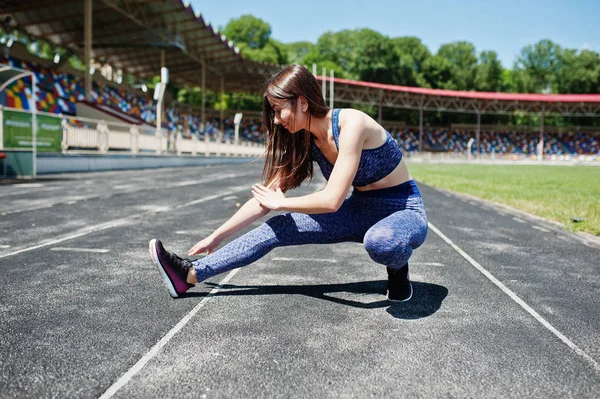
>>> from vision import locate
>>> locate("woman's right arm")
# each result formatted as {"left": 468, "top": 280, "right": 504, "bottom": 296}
{"left": 188, "top": 195, "right": 272, "bottom": 256}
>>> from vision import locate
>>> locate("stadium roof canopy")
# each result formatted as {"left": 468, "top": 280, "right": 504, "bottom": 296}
{"left": 2, "top": 0, "right": 599, "bottom": 118}
{"left": 0, "top": 0, "right": 280, "bottom": 92}
{"left": 323, "top": 76, "right": 600, "bottom": 117}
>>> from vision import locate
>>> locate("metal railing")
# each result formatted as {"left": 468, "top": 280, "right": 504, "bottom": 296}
{"left": 1, "top": 107, "right": 265, "bottom": 157}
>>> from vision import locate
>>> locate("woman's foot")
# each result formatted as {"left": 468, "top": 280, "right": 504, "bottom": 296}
{"left": 149, "top": 239, "right": 195, "bottom": 298}
{"left": 386, "top": 264, "right": 412, "bottom": 302}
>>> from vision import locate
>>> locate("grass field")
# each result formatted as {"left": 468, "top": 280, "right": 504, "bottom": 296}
{"left": 408, "top": 163, "right": 600, "bottom": 236}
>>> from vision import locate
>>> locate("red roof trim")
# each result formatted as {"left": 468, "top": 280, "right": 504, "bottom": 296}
{"left": 321, "top": 76, "right": 600, "bottom": 103}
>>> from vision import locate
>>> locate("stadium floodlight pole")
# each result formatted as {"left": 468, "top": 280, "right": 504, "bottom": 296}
{"left": 322, "top": 67, "right": 326, "bottom": 101}
{"left": 329, "top": 69, "right": 334, "bottom": 108}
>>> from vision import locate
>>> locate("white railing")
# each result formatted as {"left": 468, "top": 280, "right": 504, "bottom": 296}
{"left": 1, "top": 107, "right": 265, "bottom": 157}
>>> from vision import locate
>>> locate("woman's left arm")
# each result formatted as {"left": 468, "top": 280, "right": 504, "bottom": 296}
{"left": 252, "top": 115, "right": 366, "bottom": 214}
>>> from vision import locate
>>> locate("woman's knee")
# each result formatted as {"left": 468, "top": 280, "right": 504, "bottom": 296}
{"left": 363, "top": 226, "right": 412, "bottom": 266}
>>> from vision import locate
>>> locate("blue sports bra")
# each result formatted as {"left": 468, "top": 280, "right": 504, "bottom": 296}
{"left": 311, "top": 109, "right": 403, "bottom": 187}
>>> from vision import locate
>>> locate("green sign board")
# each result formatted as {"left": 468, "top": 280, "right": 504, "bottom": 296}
{"left": 2, "top": 109, "right": 62, "bottom": 152}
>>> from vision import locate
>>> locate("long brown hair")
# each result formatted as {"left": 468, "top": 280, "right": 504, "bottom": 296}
{"left": 261, "top": 64, "right": 330, "bottom": 192}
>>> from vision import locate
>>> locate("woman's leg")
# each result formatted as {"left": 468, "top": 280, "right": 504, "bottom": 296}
{"left": 362, "top": 196, "right": 428, "bottom": 268}
{"left": 362, "top": 196, "right": 427, "bottom": 301}
{"left": 192, "top": 200, "right": 368, "bottom": 282}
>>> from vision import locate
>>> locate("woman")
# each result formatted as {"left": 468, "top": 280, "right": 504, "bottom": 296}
{"left": 149, "top": 64, "right": 428, "bottom": 302}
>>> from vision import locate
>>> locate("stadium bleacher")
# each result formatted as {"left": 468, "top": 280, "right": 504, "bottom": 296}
{"left": 1, "top": 54, "right": 598, "bottom": 154}
{"left": 388, "top": 127, "right": 599, "bottom": 156}
{"left": 0, "top": 54, "right": 264, "bottom": 144}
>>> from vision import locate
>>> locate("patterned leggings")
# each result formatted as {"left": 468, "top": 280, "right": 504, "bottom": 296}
{"left": 192, "top": 180, "right": 428, "bottom": 282}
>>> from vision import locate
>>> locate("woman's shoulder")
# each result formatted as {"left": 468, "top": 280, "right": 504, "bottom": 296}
{"left": 338, "top": 108, "right": 383, "bottom": 133}
{"left": 337, "top": 108, "right": 370, "bottom": 128}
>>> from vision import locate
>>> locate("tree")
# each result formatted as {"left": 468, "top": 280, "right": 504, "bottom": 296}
{"left": 222, "top": 15, "right": 271, "bottom": 50}
{"left": 315, "top": 30, "right": 358, "bottom": 76}
{"left": 285, "top": 41, "right": 315, "bottom": 64}
{"left": 474, "top": 51, "right": 505, "bottom": 92}
{"left": 513, "top": 39, "right": 562, "bottom": 93}
{"left": 422, "top": 55, "right": 454, "bottom": 89}
{"left": 437, "top": 41, "right": 478, "bottom": 90}
{"left": 391, "top": 36, "right": 431, "bottom": 86}
{"left": 554, "top": 49, "right": 600, "bottom": 94}
{"left": 350, "top": 29, "right": 399, "bottom": 84}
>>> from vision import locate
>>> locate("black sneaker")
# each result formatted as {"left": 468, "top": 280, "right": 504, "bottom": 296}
{"left": 387, "top": 264, "right": 412, "bottom": 302}
{"left": 149, "top": 239, "right": 194, "bottom": 298}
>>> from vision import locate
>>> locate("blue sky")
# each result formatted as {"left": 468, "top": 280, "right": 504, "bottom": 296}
{"left": 188, "top": 0, "right": 599, "bottom": 68}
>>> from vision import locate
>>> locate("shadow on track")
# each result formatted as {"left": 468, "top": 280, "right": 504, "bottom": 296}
{"left": 192, "top": 280, "right": 448, "bottom": 319}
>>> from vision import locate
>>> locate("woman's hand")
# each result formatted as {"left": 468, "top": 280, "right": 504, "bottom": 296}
{"left": 252, "top": 184, "right": 286, "bottom": 211}
{"left": 188, "top": 234, "right": 222, "bottom": 256}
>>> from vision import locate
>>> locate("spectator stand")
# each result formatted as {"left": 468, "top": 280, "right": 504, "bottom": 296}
{"left": 318, "top": 74, "right": 600, "bottom": 160}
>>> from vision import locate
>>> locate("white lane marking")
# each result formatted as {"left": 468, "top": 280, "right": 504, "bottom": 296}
{"left": 428, "top": 221, "right": 600, "bottom": 373}
{"left": 512, "top": 217, "right": 527, "bottom": 223}
{"left": 468, "top": 201, "right": 478, "bottom": 206}
{"left": 0, "top": 245, "right": 11, "bottom": 249}
{"left": 0, "top": 186, "right": 247, "bottom": 260}
{"left": 272, "top": 257, "right": 338, "bottom": 263}
{"left": 10, "top": 183, "right": 44, "bottom": 188}
{"left": 411, "top": 261, "right": 445, "bottom": 267}
{"left": 1, "top": 172, "right": 253, "bottom": 215}
{"left": 174, "top": 231, "right": 188, "bottom": 235}
{"left": 50, "top": 247, "right": 110, "bottom": 253}
{"left": 0, "top": 186, "right": 63, "bottom": 199}
{"left": 532, "top": 225, "right": 551, "bottom": 233}
{"left": 98, "top": 268, "right": 240, "bottom": 399}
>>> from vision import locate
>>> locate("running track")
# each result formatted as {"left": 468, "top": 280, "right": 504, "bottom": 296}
{"left": 1, "top": 163, "right": 599, "bottom": 398}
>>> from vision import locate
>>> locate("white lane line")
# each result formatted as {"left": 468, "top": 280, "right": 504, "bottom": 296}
{"left": 1, "top": 172, "right": 253, "bottom": 215}
{"left": 532, "top": 225, "right": 551, "bottom": 233}
{"left": 50, "top": 247, "right": 110, "bottom": 253}
{"left": 0, "top": 186, "right": 247, "bottom": 260}
{"left": 411, "top": 261, "right": 445, "bottom": 267}
{"left": 512, "top": 217, "right": 527, "bottom": 223}
{"left": 0, "top": 245, "right": 11, "bottom": 249}
{"left": 98, "top": 268, "right": 240, "bottom": 399}
{"left": 428, "top": 221, "right": 600, "bottom": 373}
{"left": 272, "top": 257, "right": 338, "bottom": 263}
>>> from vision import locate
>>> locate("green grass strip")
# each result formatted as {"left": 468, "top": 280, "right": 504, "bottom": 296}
{"left": 408, "top": 163, "right": 600, "bottom": 236}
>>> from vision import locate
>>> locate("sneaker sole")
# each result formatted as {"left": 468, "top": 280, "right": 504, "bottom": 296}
{"left": 149, "top": 239, "right": 179, "bottom": 298}
{"left": 386, "top": 284, "right": 413, "bottom": 303}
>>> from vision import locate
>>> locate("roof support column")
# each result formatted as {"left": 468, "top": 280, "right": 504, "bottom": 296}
{"left": 201, "top": 60, "right": 206, "bottom": 137}
{"left": 476, "top": 108, "right": 481, "bottom": 159}
{"left": 538, "top": 105, "right": 545, "bottom": 160}
{"left": 220, "top": 75, "right": 224, "bottom": 139}
{"left": 419, "top": 103, "right": 424, "bottom": 153}
{"left": 84, "top": 0, "right": 93, "bottom": 101}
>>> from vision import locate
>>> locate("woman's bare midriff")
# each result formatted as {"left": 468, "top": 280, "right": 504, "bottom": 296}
{"left": 353, "top": 159, "right": 412, "bottom": 192}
